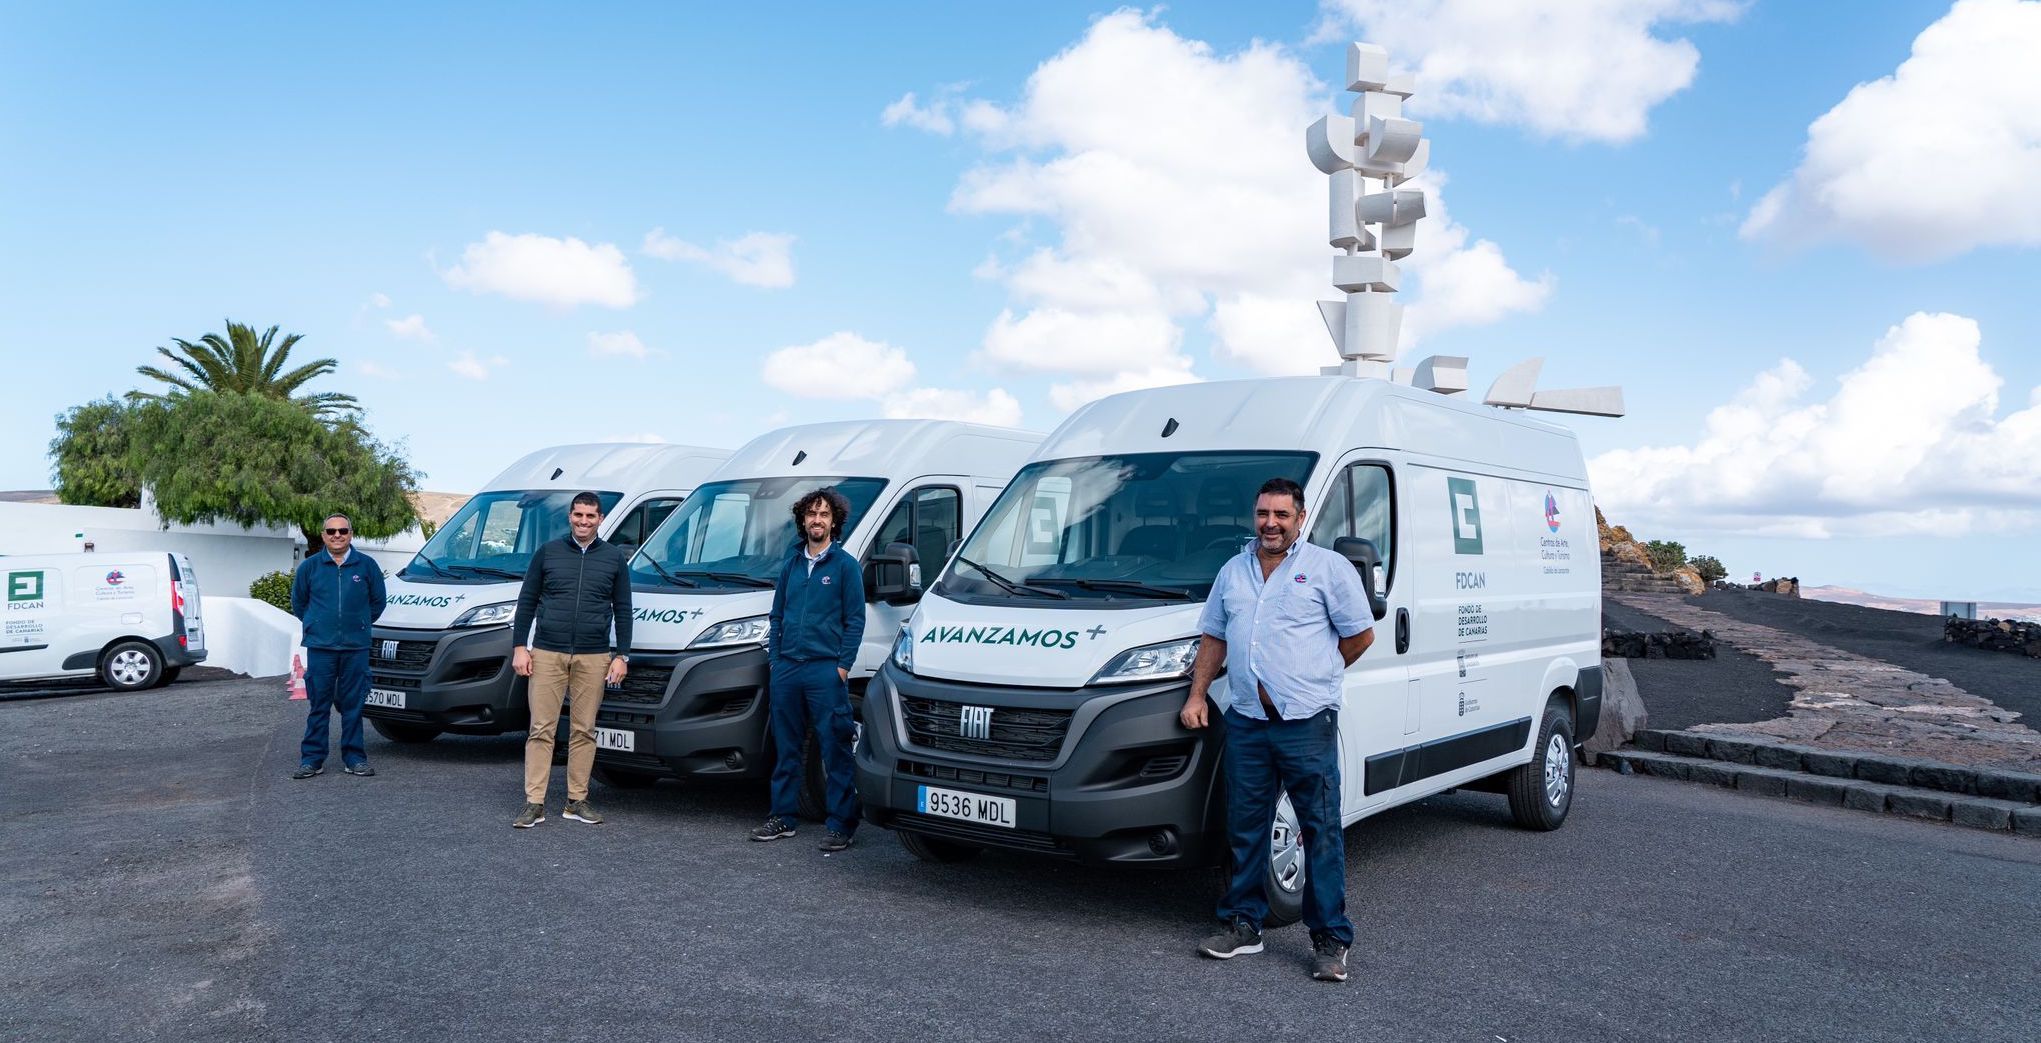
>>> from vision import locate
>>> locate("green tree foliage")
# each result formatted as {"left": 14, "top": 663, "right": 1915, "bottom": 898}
{"left": 134, "top": 320, "right": 359, "bottom": 420}
{"left": 128, "top": 392, "right": 418, "bottom": 546}
{"left": 248, "top": 570, "right": 294, "bottom": 612}
{"left": 1645, "top": 539, "right": 1688, "bottom": 573}
{"left": 1690, "top": 555, "right": 1727, "bottom": 584}
{"left": 48, "top": 396, "right": 142, "bottom": 507}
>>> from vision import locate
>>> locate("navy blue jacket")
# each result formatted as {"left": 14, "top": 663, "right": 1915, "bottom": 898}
{"left": 292, "top": 548, "right": 387, "bottom": 651}
{"left": 766, "top": 542, "right": 866, "bottom": 671}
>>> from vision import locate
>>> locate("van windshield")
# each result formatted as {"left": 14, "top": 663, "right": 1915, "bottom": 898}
{"left": 401, "top": 490, "right": 624, "bottom": 581}
{"left": 630, "top": 476, "right": 888, "bottom": 591}
{"left": 934, "top": 451, "right": 1316, "bottom": 604}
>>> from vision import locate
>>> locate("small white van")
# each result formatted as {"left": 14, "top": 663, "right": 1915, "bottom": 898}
{"left": 590, "top": 419, "right": 1041, "bottom": 809}
{"left": 856, "top": 375, "right": 1603, "bottom": 923}
{"left": 362, "top": 442, "right": 729, "bottom": 743}
{"left": 0, "top": 551, "right": 207, "bottom": 690}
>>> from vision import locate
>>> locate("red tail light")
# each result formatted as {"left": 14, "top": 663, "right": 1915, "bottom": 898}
{"left": 172, "top": 582, "right": 185, "bottom": 616}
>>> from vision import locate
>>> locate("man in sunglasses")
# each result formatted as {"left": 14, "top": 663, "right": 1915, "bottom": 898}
{"left": 290, "top": 513, "right": 388, "bottom": 779}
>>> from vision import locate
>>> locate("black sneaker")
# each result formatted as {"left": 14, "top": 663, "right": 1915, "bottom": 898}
{"left": 1197, "top": 919, "right": 1264, "bottom": 959}
{"left": 342, "top": 761, "right": 375, "bottom": 777}
{"left": 1310, "top": 936, "right": 1350, "bottom": 982}
{"left": 749, "top": 816, "right": 795, "bottom": 842}
{"left": 512, "top": 802, "right": 545, "bottom": 829}
{"left": 291, "top": 763, "right": 323, "bottom": 780}
{"left": 818, "top": 830, "right": 853, "bottom": 853}
{"left": 562, "top": 799, "right": 604, "bottom": 825}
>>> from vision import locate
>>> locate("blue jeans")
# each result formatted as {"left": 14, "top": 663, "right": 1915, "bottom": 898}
{"left": 301, "top": 647, "right": 369, "bottom": 767}
{"left": 1217, "top": 706, "right": 1353, "bottom": 945}
{"left": 768, "top": 658, "right": 859, "bottom": 836}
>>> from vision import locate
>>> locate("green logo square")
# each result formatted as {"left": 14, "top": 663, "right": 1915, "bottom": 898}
{"left": 7, "top": 571, "right": 44, "bottom": 602}
{"left": 1447, "top": 478, "right": 1483, "bottom": 555}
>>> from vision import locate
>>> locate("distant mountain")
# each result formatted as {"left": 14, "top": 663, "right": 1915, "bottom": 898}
{"left": 1802, "top": 585, "right": 2041, "bottom": 623}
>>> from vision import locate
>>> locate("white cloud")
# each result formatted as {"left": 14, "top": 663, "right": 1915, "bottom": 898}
{"left": 1317, "top": 0, "right": 1743, "bottom": 143}
{"left": 881, "top": 91, "right": 956, "bottom": 135}
{"left": 356, "top": 360, "right": 400, "bottom": 380}
{"left": 384, "top": 314, "right": 435, "bottom": 342}
{"left": 881, "top": 387, "right": 1026, "bottom": 427}
{"left": 906, "top": 11, "right": 1544, "bottom": 406}
{"left": 761, "top": 332, "right": 917, "bottom": 399}
{"left": 1590, "top": 312, "right": 2041, "bottom": 537}
{"left": 642, "top": 228, "right": 796, "bottom": 288}
{"left": 442, "top": 231, "right": 639, "bottom": 308}
{"left": 587, "top": 330, "right": 650, "bottom": 359}
{"left": 448, "top": 351, "right": 509, "bottom": 381}
{"left": 367, "top": 292, "right": 392, "bottom": 309}
{"left": 1739, "top": 0, "right": 2041, "bottom": 260}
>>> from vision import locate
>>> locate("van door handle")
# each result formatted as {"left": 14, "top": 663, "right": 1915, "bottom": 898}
{"left": 1395, "top": 608, "right": 1410, "bottom": 654}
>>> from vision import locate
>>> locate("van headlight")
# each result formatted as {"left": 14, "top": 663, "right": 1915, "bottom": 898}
{"left": 689, "top": 616, "right": 770, "bottom": 649}
{"left": 1090, "top": 636, "right": 1200, "bottom": 685}
{"left": 891, "top": 627, "right": 915, "bottom": 675}
{"left": 449, "top": 602, "right": 516, "bottom": 628}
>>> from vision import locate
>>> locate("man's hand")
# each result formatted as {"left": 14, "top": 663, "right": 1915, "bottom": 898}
{"left": 838, "top": 666, "right": 849, "bottom": 683}
{"left": 512, "top": 646, "right": 533, "bottom": 677}
{"left": 1179, "top": 692, "right": 1210, "bottom": 730}
{"left": 606, "top": 658, "right": 628, "bottom": 686}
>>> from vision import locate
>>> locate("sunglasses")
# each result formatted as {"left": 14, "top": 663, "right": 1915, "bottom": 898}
{"left": 325, "top": 527, "right": 351, "bottom": 535}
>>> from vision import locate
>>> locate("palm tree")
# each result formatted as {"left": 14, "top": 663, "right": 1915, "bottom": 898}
{"left": 133, "top": 320, "right": 359, "bottom": 420}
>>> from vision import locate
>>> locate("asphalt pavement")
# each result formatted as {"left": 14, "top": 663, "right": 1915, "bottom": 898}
{"left": 3, "top": 676, "right": 2037, "bottom": 1043}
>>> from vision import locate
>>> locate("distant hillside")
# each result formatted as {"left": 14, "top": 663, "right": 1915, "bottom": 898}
{"left": 1802, "top": 585, "right": 2041, "bottom": 623}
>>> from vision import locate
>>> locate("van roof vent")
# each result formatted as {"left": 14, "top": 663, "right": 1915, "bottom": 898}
{"left": 791, "top": 450, "right": 807, "bottom": 466}
{"left": 1161, "top": 418, "right": 1179, "bottom": 438}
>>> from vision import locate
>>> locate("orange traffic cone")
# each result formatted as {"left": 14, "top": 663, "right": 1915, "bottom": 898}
{"left": 288, "top": 654, "right": 308, "bottom": 700}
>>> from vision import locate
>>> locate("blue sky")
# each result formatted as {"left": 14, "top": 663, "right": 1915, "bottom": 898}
{"left": 3, "top": 1, "right": 2038, "bottom": 599}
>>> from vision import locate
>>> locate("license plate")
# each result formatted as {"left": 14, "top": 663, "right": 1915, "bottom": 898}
{"left": 365, "top": 687, "right": 406, "bottom": 709}
{"left": 594, "top": 727, "right": 635, "bottom": 753}
{"left": 916, "top": 785, "right": 1016, "bottom": 828}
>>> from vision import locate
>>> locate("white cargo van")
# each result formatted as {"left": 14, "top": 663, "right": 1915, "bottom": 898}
{"left": 590, "top": 419, "right": 1041, "bottom": 808}
{"left": 363, "top": 442, "right": 729, "bottom": 742}
{"left": 856, "top": 375, "right": 1603, "bottom": 923}
{"left": 0, "top": 551, "right": 207, "bottom": 690}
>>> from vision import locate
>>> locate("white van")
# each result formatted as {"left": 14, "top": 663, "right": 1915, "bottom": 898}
{"left": 362, "top": 442, "right": 729, "bottom": 743}
{"left": 0, "top": 551, "right": 207, "bottom": 691}
{"left": 855, "top": 375, "right": 1603, "bottom": 924}
{"left": 590, "top": 419, "right": 1041, "bottom": 808}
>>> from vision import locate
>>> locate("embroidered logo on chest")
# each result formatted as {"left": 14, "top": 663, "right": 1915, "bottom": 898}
{"left": 352, "top": 575, "right": 363, "bottom": 583}
{"left": 1293, "top": 573, "right": 1308, "bottom": 584}
{"left": 820, "top": 575, "right": 832, "bottom": 585}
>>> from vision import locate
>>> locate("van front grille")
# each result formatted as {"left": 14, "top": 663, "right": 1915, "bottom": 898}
{"left": 899, "top": 696, "right": 1072, "bottom": 762}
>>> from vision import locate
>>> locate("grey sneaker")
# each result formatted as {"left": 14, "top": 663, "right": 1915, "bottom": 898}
{"left": 749, "top": 816, "right": 795, "bottom": 842}
{"left": 818, "top": 830, "right": 853, "bottom": 853}
{"left": 1310, "top": 936, "right": 1350, "bottom": 982}
{"left": 342, "top": 761, "right": 375, "bottom": 777}
{"left": 512, "top": 802, "right": 545, "bottom": 829}
{"left": 562, "top": 799, "right": 604, "bottom": 825}
{"left": 1197, "top": 919, "right": 1264, "bottom": 959}
{"left": 291, "top": 763, "right": 323, "bottom": 780}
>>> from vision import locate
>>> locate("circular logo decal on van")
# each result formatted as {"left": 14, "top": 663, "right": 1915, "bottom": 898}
{"left": 105, "top": 570, "right": 125, "bottom": 586}
{"left": 1544, "top": 492, "right": 1562, "bottom": 533}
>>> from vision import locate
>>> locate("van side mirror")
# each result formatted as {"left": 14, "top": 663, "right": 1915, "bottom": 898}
{"left": 1333, "top": 537, "right": 1389, "bottom": 621}
{"left": 865, "top": 541, "right": 922, "bottom": 605}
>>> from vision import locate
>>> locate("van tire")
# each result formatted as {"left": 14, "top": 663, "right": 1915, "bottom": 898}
{"left": 1211, "top": 794, "right": 1306, "bottom": 928}
{"left": 898, "top": 830, "right": 983, "bottom": 863}
{"left": 593, "top": 765, "right": 659, "bottom": 789}
{"left": 99, "top": 640, "right": 162, "bottom": 692}
{"left": 1507, "top": 700, "right": 1576, "bottom": 831}
{"left": 370, "top": 719, "right": 442, "bottom": 744}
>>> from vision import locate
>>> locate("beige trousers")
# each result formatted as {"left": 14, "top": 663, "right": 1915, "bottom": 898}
{"left": 524, "top": 649, "right": 608, "bottom": 804}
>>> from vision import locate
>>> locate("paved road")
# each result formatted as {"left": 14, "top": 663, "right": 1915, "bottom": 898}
{"left": 4, "top": 678, "right": 2037, "bottom": 1043}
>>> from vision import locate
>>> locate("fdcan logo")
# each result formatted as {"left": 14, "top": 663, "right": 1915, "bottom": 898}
{"left": 7, "top": 571, "right": 43, "bottom": 603}
{"left": 1448, "top": 477, "right": 1484, "bottom": 555}
{"left": 1544, "top": 492, "right": 1562, "bottom": 533}
{"left": 105, "top": 570, "right": 126, "bottom": 586}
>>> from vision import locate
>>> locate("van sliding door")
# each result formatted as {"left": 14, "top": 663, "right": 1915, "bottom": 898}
{"left": 1305, "top": 458, "right": 1409, "bottom": 815}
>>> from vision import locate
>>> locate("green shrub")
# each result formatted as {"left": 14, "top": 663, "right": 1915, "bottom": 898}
{"left": 1691, "top": 555, "right": 1727, "bottom": 583}
{"left": 249, "top": 570, "right": 293, "bottom": 612}
{"left": 1645, "top": 539, "right": 1687, "bottom": 573}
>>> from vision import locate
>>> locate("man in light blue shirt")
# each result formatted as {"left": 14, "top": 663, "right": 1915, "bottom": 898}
{"left": 1180, "top": 477, "right": 1374, "bottom": 982}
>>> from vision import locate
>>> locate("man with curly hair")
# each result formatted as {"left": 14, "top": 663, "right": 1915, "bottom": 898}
{"left": 751, "top": 485, "right": 866, "bottom": 851}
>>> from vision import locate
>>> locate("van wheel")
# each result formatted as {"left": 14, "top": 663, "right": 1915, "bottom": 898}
{"left": 370, "top": 719, "right": 442, "bottom": 744}
{"left": 1212, "top": 793, "right": 1306, "bottom": 927}
{"left": 1507, "top": 701, "right": 1576, "bottom": 831}
{"left": 898, "top": 830, "right": 983, "bottom": 863}
{"left": 100, "top": 640, "right": 162, "bottom": 692}
{"left": 593, "top": 765, "right": 658, "bottom": 789}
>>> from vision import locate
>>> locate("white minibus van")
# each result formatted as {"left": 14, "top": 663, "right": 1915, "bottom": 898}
{"left": 0, "top": 551, "right": 206, "bottom": 690}
{"left": 856, "top": 375, "right": 1603, "bottom": 923}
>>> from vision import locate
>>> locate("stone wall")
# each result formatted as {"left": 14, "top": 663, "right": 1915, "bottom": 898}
{"left": 1602, "top": 625, "right": 1717, "bottom": 659}
{"left": 1943, "top": 617, "right": 2041, "bottom": 658}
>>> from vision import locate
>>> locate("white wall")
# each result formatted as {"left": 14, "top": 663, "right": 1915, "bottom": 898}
{"left": 0, "top": 501, "right": 301, "bottom": 597}
{"left": 199, "top": 595, "right": 301, "bottom": 678}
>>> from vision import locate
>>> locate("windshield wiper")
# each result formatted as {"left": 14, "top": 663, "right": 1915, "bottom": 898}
{"left": 672, "top": 569, "right": 775, "bottom": 589}
{"left": 639, "top": 558, "right": 697, "bottom": 588}
{"left": 408, "top": 554, "right": 451, "bottom": 578}
{"left": 952, "top": 556, "right": 1068, "bottom": 600}
{"left": 447, "top": 563, "right": 524, "bottom": 581}
{"left": 1043, "top": 578, "right": 1195, "bottom": 601}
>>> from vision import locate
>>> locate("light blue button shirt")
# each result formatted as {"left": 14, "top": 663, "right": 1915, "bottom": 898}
{"left": 1196, "top": 538, "right": 1373, "bottom": 720}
